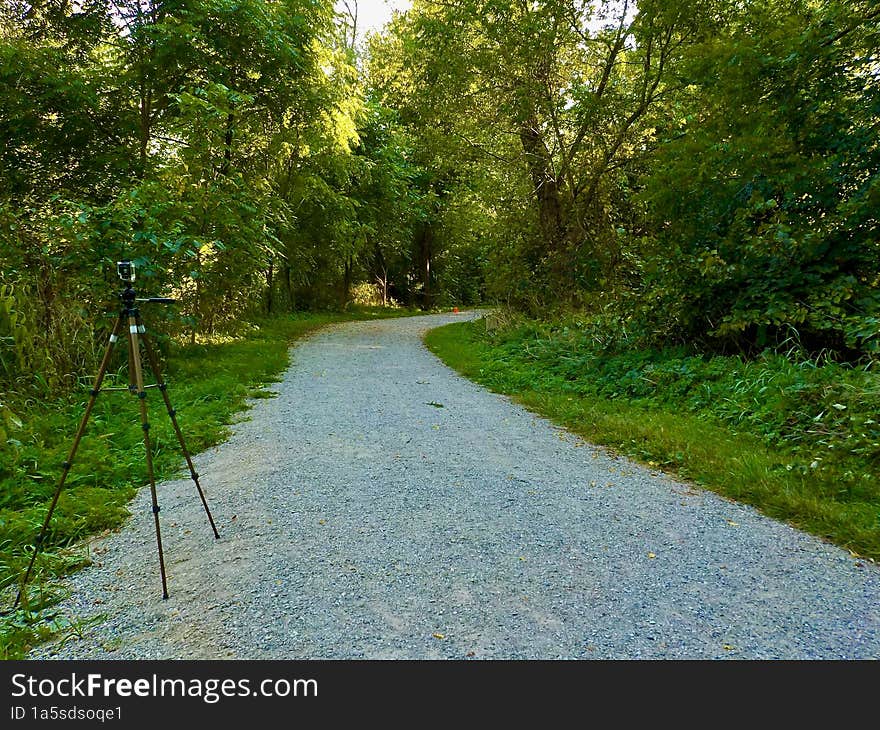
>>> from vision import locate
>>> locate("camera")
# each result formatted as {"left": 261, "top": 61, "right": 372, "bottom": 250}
{"left": 117, "top": 260, "right": 135, "bottom": 283}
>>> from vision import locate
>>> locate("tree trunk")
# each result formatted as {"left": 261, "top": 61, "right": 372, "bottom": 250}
{"left": 418, "top": 224, "right": 434, "bottom": 309}
{"left": 139, "top": 85, "right": 151, "bottom": 174}
{"left": 341, "top": 255, "right": 353, "bottom": 309}
{"left": 518, "top": 118, "right": 564, "bottom": 248}
{"left": 283, "top": 264, "right": 292, "bottom": 311}
{"left": 266, "top": 258, "right": 274, "bottom": 315}
{"left": 190, "top": 250, "right": 201, "bottom": 345}
{"left": 374, "top": 242, "right": 388, "bottom": 305}
{"left": 220, "top": 112, "right": 234, "bottom": 176}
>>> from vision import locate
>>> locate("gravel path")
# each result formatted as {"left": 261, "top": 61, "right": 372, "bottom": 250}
{"left": 30, "top": 312, "right": 880, "bottom": 659}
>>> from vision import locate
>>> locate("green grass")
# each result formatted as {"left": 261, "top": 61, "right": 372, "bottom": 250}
{"left": 0, "top": 305, "right": 419, "bottom": 658}
{"left": 425, "top": 318, "right": 880, "bottom": 562}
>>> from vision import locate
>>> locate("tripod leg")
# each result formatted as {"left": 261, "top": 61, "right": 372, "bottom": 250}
{"left": 127, "top": 326, "right": 136, "bottom": 394}
{"left": 13, "top": 316, "right": 124, "bottom": 609}
{"left": 128, "top": 314, "right": 169, "bottom": 600}
{"left": 137, "top": 316, "right": 220, "bottom": 539}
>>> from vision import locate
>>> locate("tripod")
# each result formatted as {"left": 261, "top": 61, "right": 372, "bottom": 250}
{"left": 13, "top": 265, "right": 220, "bottom": 608}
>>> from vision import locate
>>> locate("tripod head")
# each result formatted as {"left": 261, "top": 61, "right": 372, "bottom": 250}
{"left": 117, "top": 260, "right": 177, "bottom": 311}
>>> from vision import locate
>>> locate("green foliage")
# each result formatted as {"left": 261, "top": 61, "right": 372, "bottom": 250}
{"left": 427, "top": 318, "right": 880, "bottom": 559}
{"left": 637, "top": 1, "right": 880, "bottom": 356}
{"left": 375, "top": 0, "right": 712, "bottom": 309}
{"left": 0, "top": 0, "right": 456, "bottom": 400}
{"left": 372, "top": 0, "right": 879, "bottom": 359}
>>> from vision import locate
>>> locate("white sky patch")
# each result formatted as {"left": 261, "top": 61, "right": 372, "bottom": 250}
{"left": 336, "top": 0, "right": 412, "bottom": 41}
{"left": 334, "top": 1, "right": 635, "bottom": 46}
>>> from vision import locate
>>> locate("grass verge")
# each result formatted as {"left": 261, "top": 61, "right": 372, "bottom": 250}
{"left": 425, "top": 318, "right": 879, "bottom": 562}
{"left": 0, "top": 305, "right": 418, "bottom": 658}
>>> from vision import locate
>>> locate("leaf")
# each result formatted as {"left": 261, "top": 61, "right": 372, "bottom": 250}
{"left": 726, "top": 519, "right": 739, "bottom": 527}
{"left": 426, "top": 401, "right": 444, "bottom": 408}
{"left": 647, "top": 552, "right": 656, "bottom": 559}
{"left": 432, "top": 633, "right": 445, "bottom": 640}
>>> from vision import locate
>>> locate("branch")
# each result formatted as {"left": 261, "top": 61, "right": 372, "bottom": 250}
{"left": 820, "top": 5, "right": 880, "bottom": 47}
{"left": 556, "top": 1, "right": 635, "bottom": 189}
{"left": 449, "top": 129, "right": 517, "bottom": 165}
{"left": 574, "top": 23, "right": 672, "bottom": 203}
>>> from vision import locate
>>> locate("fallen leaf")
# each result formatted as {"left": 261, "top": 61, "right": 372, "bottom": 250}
{"left": 318, "top": 519, "right": 326, "bottom": 525}
{"left": 723, "top": 644, "right": 735, "bottom": 651}
{"left": 647, "top": 552, "right": 656, "bottom": 559}
{"left": 426, "top": 401, "right": 444, "bottom": 408}
{"left": 726, "top": 519, "right": 739, "bottom": 527}
{"left": 432, "top": 633, "right": 445, "bottom": 640}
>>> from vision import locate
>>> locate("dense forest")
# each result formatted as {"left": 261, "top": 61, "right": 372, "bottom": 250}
{"left": 2, "top": 0, "right": 878, "bottom": 400}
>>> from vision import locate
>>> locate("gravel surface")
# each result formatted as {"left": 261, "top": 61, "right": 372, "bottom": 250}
{"left": 30, "top": 312, "right": 880, "bottom": 659}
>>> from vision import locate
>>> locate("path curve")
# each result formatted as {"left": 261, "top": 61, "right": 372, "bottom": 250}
{"left": 31, "top": 312, "right": 880, "bottom": 659}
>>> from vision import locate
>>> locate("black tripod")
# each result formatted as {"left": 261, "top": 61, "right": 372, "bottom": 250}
{"left": 13, "top": 261, "right": 220, "bottom": 608}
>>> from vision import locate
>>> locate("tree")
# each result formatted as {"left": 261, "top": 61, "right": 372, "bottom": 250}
{"left": 378, "top": 0, "right": 711, "bottom": 307}
{"left": 641, "top": 0, "right": 880, "bottom": 355}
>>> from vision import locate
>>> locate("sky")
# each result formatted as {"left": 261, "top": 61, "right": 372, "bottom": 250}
{"left": 336, "top": 0, "right": 412, "bottom": 40}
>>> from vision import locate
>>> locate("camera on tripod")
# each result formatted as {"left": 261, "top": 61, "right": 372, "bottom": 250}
{"left": 9, "top": 254, "right": 218, "bottom": 609}
{"left": 117, "top": 260, "right": 135, "bottom": 283}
